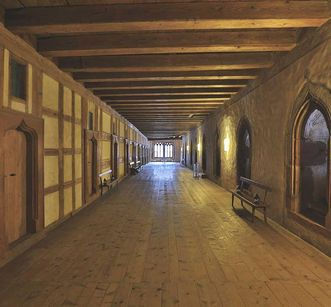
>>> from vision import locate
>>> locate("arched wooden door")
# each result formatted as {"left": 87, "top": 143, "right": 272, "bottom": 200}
{"left": 237, "top": 120, "right": 252, "bottom": 182}
{"left": 4, "top": 129, "right": 28, "bottom": 243}
{"left": 87, "top": 137, "right": 97, "bottom": 196}
{"left": 125, "top": 141, "right": 129, "bottom": 174}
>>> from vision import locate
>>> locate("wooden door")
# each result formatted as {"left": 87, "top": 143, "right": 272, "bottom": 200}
{"left": 4, "top": 129, "right": 27, "bottom": 244}
{"left": 125, "top": 143, "right": 129, "bottom": 174}
{"left": 87, "top": 139, "right": 97, "bottom": 196}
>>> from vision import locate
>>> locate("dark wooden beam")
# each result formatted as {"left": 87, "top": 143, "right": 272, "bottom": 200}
{"left": 108, "top": 102, "right": 225, "bottom": 106}
{"left": 102, "top": 94, "right": 232, "bottom": 101}
{"left": 58, "top": 52, "right": 277, "bottom": 72}
{"left": 86, "top": 80, "right": 248, "bottom": 90}
{"left": 94, "top": 88, "right": 239, "bottom": 95}
{"left": 72, "top": 70, "right": 260, "bottom": 82}
{"left": 6, "top": 2, "right": 330, "bottom": 34}
{"left": 113, "top": 105, "right": 219, "bottom": 109}
{"left": 38, "top": 30, "right": 297, "bottom": 57}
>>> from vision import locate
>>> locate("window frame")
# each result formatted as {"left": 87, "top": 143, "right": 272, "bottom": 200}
{"left": 9, "top": 55, "right": 28, "bottom": 103}
{"left": 291, "top": 99, "right": 331, "bottom": 225}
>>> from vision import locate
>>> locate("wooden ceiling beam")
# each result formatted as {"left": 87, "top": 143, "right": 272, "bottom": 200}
{"left": 72, "top": 70, "right": 260, "bottom": 82}
{"left": 103, "top": 95, "right": 231, "bottom": 101}
{"left": 94, "top": 88, "right": 238, "bottom": 95}
{"left": 104, "top": 92, "right": 237, "bottom": 97}
{"left": 112, "top": 106, "right": 219, "bottom": 110}
{"left": 107, "top": 98, "right": 228, "bottom": 103}
{"left": 58, "top": 52, "right": 276, "bottom": 72}
{"left": 86, "top": 79, "right": 248, "bottom": 90}
{"left": 107, "top": 102, "right": 224, "bottom": 106}
{"left": 6, "top": 2, "right": 330, "bottom": 34}
{"left": 38, "top": 30, "right": 297, "bottom": 57}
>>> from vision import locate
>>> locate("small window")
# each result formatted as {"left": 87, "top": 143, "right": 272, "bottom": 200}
{"left": 88, "top": 112, "right": 94, "bottom": 130}
{"left": 10, "top": 59, "right": 27, "bottom": 100}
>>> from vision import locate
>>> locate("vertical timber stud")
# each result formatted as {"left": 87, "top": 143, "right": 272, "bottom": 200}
{"left": 81, "top": 97, "right": 87, "bottom": 205}
{"left": 71, "top": 91, "right": 76, "bottom": 212}
{"left": 58, "top": 84, "right": 64, "bottom": 218}
{"left": 0, "top": 48, "right": 4, "bottom": 109}
{"left": 32, "top": 67, "right": 42, "bottom": 117}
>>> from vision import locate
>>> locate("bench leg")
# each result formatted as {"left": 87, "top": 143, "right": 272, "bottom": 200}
{"left": 231, "top": 194, "right": 235, "bottom": 210}
{"left": 263, "top": 207, "right": 267, "bottom": 223}
{"left": 252, "top": 207, "right": 255, "bottom": 222}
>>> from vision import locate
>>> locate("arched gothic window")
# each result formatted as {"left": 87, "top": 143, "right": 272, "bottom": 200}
{"left": 237, "top": 119, "right": 252, "bottom": 182}
{"left": 215, "top": 128, "right": 221, "bottom": 177}
{"left": 292, "top": 100, "right": 330, "bottom": 226}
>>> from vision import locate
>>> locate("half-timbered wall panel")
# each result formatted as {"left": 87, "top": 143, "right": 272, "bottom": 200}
{"left": 0, "top": 24, "right": 149, "bottom": 259}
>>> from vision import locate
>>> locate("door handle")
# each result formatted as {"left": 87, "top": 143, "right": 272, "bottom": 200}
{"left": 4, "top": 173, "right": 16, "bottom": 177}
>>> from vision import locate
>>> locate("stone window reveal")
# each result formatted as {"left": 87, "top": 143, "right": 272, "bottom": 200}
{"left": 292, "top": 100, "right": 330, "bottom": 226}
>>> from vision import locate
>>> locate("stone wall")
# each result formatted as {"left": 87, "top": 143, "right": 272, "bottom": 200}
{"left": 184, "top": 21, "right": 331, "bottom": 255}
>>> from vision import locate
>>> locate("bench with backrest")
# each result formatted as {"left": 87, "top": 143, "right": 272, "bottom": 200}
{"left": 99, "top": 169, "right": 112, "bottom": 195}
{"left": 135, "top": 160, "right": 142, "bottom": 171}
{"left": 231, "top": 176, "right": 271, "bottom": 222}
{"left": 131, "top": 160, "right": 143, "bottom": 174}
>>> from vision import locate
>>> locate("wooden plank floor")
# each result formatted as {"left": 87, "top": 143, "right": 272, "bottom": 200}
{"left": 0, "top": 163, "right": 331, "bottom": 306}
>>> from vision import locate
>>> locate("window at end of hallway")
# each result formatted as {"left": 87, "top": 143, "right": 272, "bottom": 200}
{"left": 10, "top": 58, "right": 27, "bottom": 101}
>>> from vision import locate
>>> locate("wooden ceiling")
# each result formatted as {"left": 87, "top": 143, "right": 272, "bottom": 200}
{"left": 2, "top": 1, "right": 330, "bottom": 138}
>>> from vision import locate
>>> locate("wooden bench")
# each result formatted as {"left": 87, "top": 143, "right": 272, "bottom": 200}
{"left": 231, "top": 176, "right": 271, "bottom": 223}
{"left": 135, "top": 160, "right": 142, "bottom": 171}
{"left": 130, "top": 160, "right": 142, "bottom": 175}
{"left": 99, "top": 169, "right": 112, "bottom": 195}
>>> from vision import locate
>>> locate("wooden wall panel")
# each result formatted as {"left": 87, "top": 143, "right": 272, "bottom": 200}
{"left": 44, "top": 192, "right": 59, "bottom": 226}
{"left": 42, "top": 74, "right": 58, "bottom": 111}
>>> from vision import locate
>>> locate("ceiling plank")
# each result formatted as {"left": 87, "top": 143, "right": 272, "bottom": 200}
{"left": 58, "top": 52, "right": 277, "bottom": 72}
{"left": 38, "top": 30, "right": 297, "bottom": 57}
{"left": 6, "top": 2, "right": 330, "bottom": 34}
{"left": 72, "top": 70, "right": 260, "bottom": 82}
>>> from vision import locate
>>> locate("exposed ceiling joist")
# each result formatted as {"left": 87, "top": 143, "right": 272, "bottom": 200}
{"left": 58, "top": 52, "right": 277, "bottom": 72}
{"left": 72, "top": 70, "right": 260, "bottom": 82}
{"left": 6, "top": 1, "right": 330, "bottom": 34}
{"left": 86, "top": 79, "right": 249, "bottom": 90}
{"left": 38, "top": 30, "right": 297, "bottom": 57}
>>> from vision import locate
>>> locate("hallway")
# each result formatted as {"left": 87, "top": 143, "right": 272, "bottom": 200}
{"left": 0, "top": 163, "right": 330, "bottom": 306}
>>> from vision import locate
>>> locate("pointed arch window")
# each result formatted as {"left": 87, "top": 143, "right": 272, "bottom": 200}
{"left": 292, "top": 100, "right": 330, "bottom": 226}
{"left": 215, "top": 128, "right": 221, "bottom": 177}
